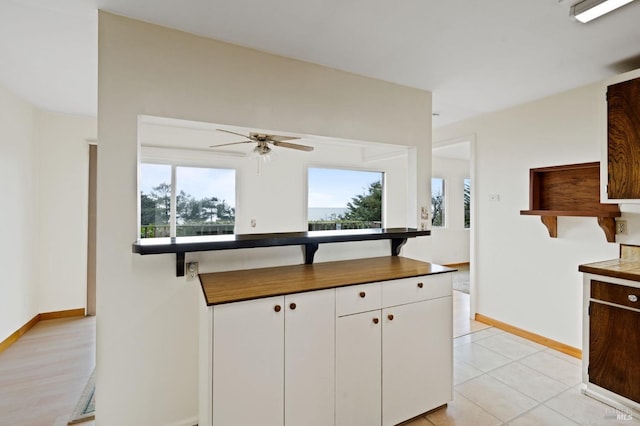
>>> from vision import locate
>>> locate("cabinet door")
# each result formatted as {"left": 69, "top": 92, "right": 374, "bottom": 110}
{"left": 589, "top": 301, "right": 640, "bottom": 403}
{"left": 285, "top": 289, "right": 335, "bottom": 426}
{"left": 382, "top": 297, "right": 452, "bottom": 426}
{"left": 336, "top": 311, "right": 382, "bottom": 426}
{"left": 212, "top": 296, "right": 284, "bottom": 426}
{"left": 607, "top": 76, "right": 640, "bottom": 200}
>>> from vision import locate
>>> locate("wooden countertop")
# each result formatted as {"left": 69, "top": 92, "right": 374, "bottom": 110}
{"left": 579, "top": 259, "right": 640, "bottom": 282}
{"left": 199, "top": 256, "right": 454, "bottom": 306}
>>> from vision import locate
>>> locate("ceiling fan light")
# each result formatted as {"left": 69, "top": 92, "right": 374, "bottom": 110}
{"left": 252, "top": 143, "right": 272, "bottom": 156}
{"left": 571, "top": 0, "right": 635, "bottom": 23}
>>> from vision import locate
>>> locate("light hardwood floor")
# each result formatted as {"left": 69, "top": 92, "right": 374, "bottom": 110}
{"left": 0, "top": 316, "right": 96, "bottom": 426}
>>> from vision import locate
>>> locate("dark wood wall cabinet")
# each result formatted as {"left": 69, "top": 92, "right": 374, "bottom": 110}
{"left": 520, "top": 162, "right": 620, "bottom": 242}
{"left": 607, "top": 75, "right": 640, "bottom": 200}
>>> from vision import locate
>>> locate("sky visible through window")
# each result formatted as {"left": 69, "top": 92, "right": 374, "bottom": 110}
{"left": 140, "top": 163, "right": 235, "bottom": 207}
{"left": 308, "top": 168, "right": 382, "bottom": 208}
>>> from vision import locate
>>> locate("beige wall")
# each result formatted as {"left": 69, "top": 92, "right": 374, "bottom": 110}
{"left": 37, "top": 111, "right": 95, "bottom": 313}
{"left": 98, "top": 12, "right": 432, "bottom": 425}
{"left": 0, "top": 83, "right": 40, "bottom": 342}
{"left": 434, "top": 83, "right": 621, "bottom": 349}
{"left": 0, "top": 83, "right": 96, "bottom": 343}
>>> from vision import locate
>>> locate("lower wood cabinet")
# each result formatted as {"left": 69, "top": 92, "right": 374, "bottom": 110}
{"left": 582, "top": 274, "right": 640, "bottom": 413}
{"left": 209, "top": 289, "right": 335, "bottom": 426}
{"left": 589, "top": 302, "right": 640, "bottom": 404}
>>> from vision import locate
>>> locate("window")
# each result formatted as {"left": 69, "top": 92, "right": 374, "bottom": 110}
{"left": 308, "top": 168, "right": 383, "bottom": 231}
{"left": 431, "top": 177, "right": 445, "bottom": 227}
{"left": 140, "top": 164, "right": 235, "bottom": 238}
{"left": 464, "top": 178, "right": 471, "bottom": 229}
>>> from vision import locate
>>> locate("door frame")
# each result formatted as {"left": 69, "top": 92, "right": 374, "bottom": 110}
{"left": 432, "top": 134, "right": 477, "bottom": 318}
{"left": 87, "top": 142, "right": 97, "bottom": 316}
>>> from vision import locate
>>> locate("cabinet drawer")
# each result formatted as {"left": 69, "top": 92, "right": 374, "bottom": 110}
{"left": 591, "top": 280, "right": 640, "bottom": 309}
{"left": 382, "top": 274, "right": 451, "bottom": 307}
{"left": 336, "top": 282, "right": 382, "bottom": 316}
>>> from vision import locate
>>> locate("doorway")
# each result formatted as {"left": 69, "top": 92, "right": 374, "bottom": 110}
{"left": 432, "top": 137, "right": 484, "bottom": 336}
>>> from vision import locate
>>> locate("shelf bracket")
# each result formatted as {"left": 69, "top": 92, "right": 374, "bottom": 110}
{"left": 597, "top": 217, "right": 616, "bottom": 243}
{"left": 391, "top": 238, "right": 408, "bottom": 256}
{"left": 304, "top": 243, "right": 319, "bottom": 264}
{"left": 176, "top": 252, "right": 185, "bottom": 277}
{"left": 540, "top": 216, "right": 558, "bottom": 238}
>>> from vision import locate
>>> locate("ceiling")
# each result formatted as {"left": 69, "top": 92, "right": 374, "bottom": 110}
{"left": 139, "top": 115, "right": 410, "bottom": 160}
{"left": 432, "top": 141, "right": 470, "bottom": 161}
{"left": 2, "top": 0, "right": 640, "bottom": 127}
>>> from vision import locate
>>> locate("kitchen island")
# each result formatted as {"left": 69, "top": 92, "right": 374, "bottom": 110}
{"left": 198, "top": 256, "right": 454, "bottom": 426}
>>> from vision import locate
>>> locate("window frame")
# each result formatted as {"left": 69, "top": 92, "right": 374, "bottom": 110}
{"left": 139, "top": 152, "right": 238, "bottom": 238}
{"left": 305, "top": 165, "right": 386, "bottom": 231}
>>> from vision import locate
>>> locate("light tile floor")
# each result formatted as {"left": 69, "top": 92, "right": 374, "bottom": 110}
{"left": 453, "top": 289, "right": 491, "bottom": 338}
{"left": 405, "top": 326, "right": 640, "bottom": 426}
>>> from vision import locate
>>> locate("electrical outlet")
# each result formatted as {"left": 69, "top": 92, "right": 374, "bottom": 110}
{"left": 616, "top": 220, "right": 627, "bottom": 235}
{"left": 186, "top": 262, "right": 199, "bottom": 281}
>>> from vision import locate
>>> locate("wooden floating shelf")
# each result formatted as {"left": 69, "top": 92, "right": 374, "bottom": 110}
{"left": 520, "top": 162, "right": 621, "bottom": 242}
{"left": 132, "top": 227, "right": 431, "bottom": 277}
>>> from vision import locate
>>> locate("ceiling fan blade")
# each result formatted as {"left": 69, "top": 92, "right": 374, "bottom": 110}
{"left": 254, "top": 133, "right": 299, "bottom": 142}
{"left": 271, "top": 140, "right": 314, "bottom": 152}
{"left": 209, "top": 141, "right": 254, "bottom": 148}
{"left": 216, "top": 129, "right": 251, "bottom": 139}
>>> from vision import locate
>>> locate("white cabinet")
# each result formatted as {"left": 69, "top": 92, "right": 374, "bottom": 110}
{"left": 336, "top": 310, "right": 382, "bottom": 426}
{"left": 198, "top": 260, "right": 454, "bottom": 426}
{"left": 335, "top": 274, "right": 453, "bottom": 426}
{"left": 382, "top": 297, "right": 452, "bottom": 426}
{"left": 284, "top": 289, "right": 335, "bottom": 426}
{"left": 208, "top": 289, "right": 335, "bottom": 426}
{"left": 212, "top": 296, "right": 284, "bottom": 426}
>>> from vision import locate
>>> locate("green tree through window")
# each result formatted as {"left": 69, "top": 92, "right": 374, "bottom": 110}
{"left": 432, "top": 178, "right": 445, "bottom": 227}
{"left": 140, "top": 164, "right": 235, "bottom": 238}
{"left": 308, "top": 168, "right": 383, "bottom": 230}
{"left": 342, "top": 181, "right": 382, "bottom": 222}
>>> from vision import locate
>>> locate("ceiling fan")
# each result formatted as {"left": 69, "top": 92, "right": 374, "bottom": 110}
{"left": 210, "top": 129, "right": 314, "bottom": 155}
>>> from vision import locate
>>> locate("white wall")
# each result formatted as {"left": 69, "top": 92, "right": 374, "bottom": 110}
{"left": 434, "top": 82, "right": 630, "bottom": 349}
{"left": 98, "top": 12, "right": 432, "bottom": 425}
{"left": 0, "top": 84, "right": 95, "bottom": 343}
{"left": 0, "top": 83, "right": 40, "bottom": 342}
{"left": 430, "top": 156, "right": 470, "bottom": 265}
{"left": 37, "top": 111, "right": 95, "bottom": 313}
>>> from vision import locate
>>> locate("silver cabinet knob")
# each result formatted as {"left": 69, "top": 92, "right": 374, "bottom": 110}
{"left": 629, "top": 294, "right": 638, "bottom": 303}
